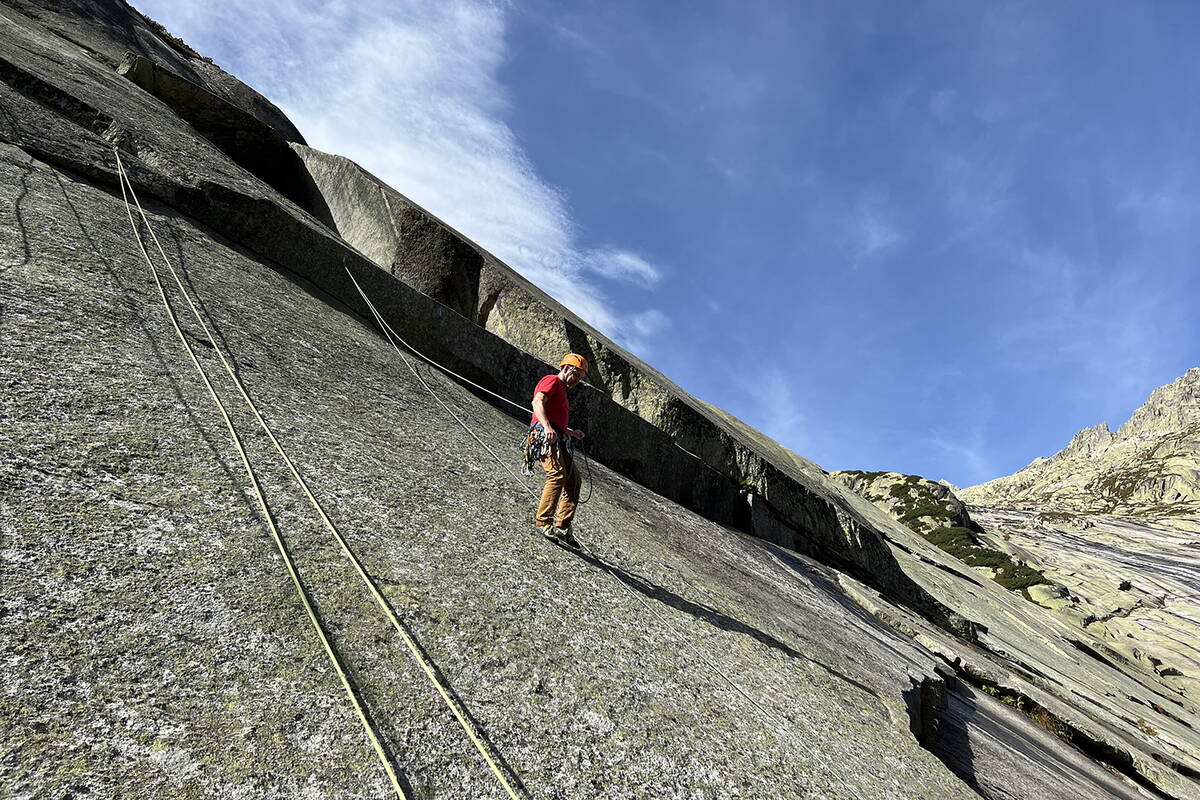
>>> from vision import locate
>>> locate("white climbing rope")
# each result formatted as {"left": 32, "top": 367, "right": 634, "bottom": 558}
{"left": 114, "top": 150, "right": 527, "bottom": 800}
{"left": 362, "top": 294, "right": 532, "bottom": 417}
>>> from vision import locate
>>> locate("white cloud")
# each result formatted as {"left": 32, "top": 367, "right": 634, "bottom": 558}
{"left": 134, "top": 0, "right": 668, "bottom": 353}
{"left": 627, "top": 309, "right": 670, "bottom": 340}
{"left": 584, "top": 247, "right": 663, "bottom": 288}
{"left": 742, "top": 368, "right": 805, "bottom": 450}
{"left": 847, "top": 194, "right": 903, "bottom": 267}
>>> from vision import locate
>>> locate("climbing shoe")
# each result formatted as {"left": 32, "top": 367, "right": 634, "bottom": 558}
{"left": 539, "top": 524, "right": 557, "bottom": 541}
{"left": 554, "top": 526, "right": 581, "bottom": 549}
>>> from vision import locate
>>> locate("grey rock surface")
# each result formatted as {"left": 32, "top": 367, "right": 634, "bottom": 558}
{"left": 3, "top": 2, "right": 1199, "bottom": 798}
{"left": 971, "top": 508, "right": 1200, "bottom": 710}
{"left": 1, "top": 141, "right": 974, "bottom": 799}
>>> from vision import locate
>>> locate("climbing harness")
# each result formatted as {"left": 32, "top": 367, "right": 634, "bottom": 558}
{"left": 520, "top": 421, "right": 572, "bottom": 471}
{"left": 519, "top": 425, "right": 594, "bottom": 506}
{"left": 114, "top": 150, "right": 526, "bottom": 800}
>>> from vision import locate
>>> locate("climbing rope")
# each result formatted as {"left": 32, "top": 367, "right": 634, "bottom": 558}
{"left": 345, "top": 270, "right": 843, "bottom": 769}
{"left": 357, "top": 292, "right": 605, "bottom": 506}
{"left": 114, "top": 153, "right": 408, "bottom": 799}
{"left": 114, "top": 150, "right": 527, "bottom": 800}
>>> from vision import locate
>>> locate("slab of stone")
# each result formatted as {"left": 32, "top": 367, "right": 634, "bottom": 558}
{"left": 1, "top": 142, "right": 978, "bottom": 799}
{"left": 4, "top": 2, "right": 1200, "bottom": 798}
{"left": 972, "top": 508, "right": 1200, "bottom": 712}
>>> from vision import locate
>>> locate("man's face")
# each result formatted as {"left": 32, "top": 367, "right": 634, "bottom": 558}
{"left": 561, "top": 365, "right": 585, "bottom": 387}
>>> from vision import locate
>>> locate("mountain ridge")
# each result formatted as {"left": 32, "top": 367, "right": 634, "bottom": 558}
{"left": 962, "top": 367, "right": 1200, "bottom": 513}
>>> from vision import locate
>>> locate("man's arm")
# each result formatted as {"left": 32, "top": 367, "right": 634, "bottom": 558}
{"left": 532, "top": 391, "right": 558, "bottom": 444}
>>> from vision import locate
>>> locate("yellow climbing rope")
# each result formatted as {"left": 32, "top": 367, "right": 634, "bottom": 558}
{"left": 114, "top": 152, "right": 408, "bottom": 800}
{"left": 114, "top": 154, "right": 527, "bottom": 800}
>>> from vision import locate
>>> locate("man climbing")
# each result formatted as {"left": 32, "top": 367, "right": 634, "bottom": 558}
{"left": 524, "top": 353, "right": 588, "bottom": 548}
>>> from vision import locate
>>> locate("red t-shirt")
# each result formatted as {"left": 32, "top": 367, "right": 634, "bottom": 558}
{"left": 530, "top": 374, "right": 569, "bottom": 431}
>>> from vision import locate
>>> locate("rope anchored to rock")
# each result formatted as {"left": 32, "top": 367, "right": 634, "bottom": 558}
{"left": 114, "top": 148, "right": 528, "bottom": 800}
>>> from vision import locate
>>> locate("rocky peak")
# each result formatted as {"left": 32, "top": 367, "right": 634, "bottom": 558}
{"left": 1057, "top": 421, "right": 1114, "bottom": 460}
{"left": 1118, "top": 366, "right": 1200, "bottom": 440}
{"left": 961, "top": 366, "right": 1200, "bottom": 514}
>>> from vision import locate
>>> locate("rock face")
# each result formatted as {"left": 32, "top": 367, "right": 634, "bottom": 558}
{"left": 957, "top": 369, "right": 1200, "bottom": 716}
{"left": 961, "top": 368, "right": 1200, "bottom": 514}
{"left": 971, "top": 509, "right": 1200, "bottom": 711}
{"left": 3, "top": 2, "right": 1200, "bottom": 798}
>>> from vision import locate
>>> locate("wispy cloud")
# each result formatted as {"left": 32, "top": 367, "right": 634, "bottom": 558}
{"left": 997, "top": 247, "right": 1170, "bottom": 408}
{"left": 846, "top": 193, "right": 903, "bottom": 268}
{"left": 929, "top": 431, "right": 993, "bottom": 488}
{"left": 739, "top": 368, "right": 805, "bottom": 451}
{"left": 135, "top": 0, "right": 668, "bottom": 355}
{"left": 584, "top": 247, "right": 663, "bottom": 288}
{"left": 1118, "top": 182, "right": 1200, "bottom": 235}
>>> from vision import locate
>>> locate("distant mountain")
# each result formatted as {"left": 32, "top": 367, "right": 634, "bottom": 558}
{"left": 961, "top": 367, "right": 1200, "bottom": 515}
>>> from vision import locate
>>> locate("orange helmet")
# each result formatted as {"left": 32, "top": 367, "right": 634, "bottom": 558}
{"left": 560, "top": 353, "right": 589, "bottom": 375}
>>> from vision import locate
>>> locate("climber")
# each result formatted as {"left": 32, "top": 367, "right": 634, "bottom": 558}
{"left": 523, "top": 353, "right": 589, "bottom": 548}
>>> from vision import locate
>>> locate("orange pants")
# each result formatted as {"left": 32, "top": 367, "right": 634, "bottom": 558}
{"left": 535, "top": 449, "right": 581, "bottom": 528}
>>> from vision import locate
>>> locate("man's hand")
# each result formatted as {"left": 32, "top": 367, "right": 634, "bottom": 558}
{"left": 544, "top": 426, "right": 559, "bottom": 444}
{"left": 566, "top": 428, "right": 585, "bottom": 440}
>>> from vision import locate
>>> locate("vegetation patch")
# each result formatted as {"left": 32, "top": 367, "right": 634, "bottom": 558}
{"left": 925, "top": 526, "right": 1046, "bottom": 590}
{"left": 840, "top": 470, "right": 1047, "bottom": 593}
{"left": 994, "top": 562, "right": 1047, "bottom": 591}
{"left": 840, "top": 469, "right": 888, "bottom": 482}
{"left": 978, "top": 683, "right": 1071, "bottom": 740}
{"left": 898, "top": 501, "right": 954, "bottom": 527}
{"left": 1087, "top": 452, "right": 1170, "bottom": 511}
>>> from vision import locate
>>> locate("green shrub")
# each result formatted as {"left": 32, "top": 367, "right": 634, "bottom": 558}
{"left": 925, "top": 526, "right": 986, "bottom": 561}
{"left": 963, "top": 549, "right": 1010, "bottom": 568}
{"left": 899, "top": 503, "right": 953, "bottom": 524}
{"left": 924, "top": 527, "right": 1045, "bottom": 589}
{"left": 994, "top": 563, "right": 1046, "bottom": 590}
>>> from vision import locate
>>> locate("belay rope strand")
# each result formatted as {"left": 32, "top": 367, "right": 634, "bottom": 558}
{"left": 113, "top": 154, "right": 407, "bottom": 799}
{"left": 345, "top": 270, "right": 863, "bottom": 794}
{"left": 114, "top": 150, "right": 527, "bottom": 800}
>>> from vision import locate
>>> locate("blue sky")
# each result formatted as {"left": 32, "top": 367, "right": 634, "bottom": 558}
{"left": 135, "top": 0, "right": 1200, "bottom": 486}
